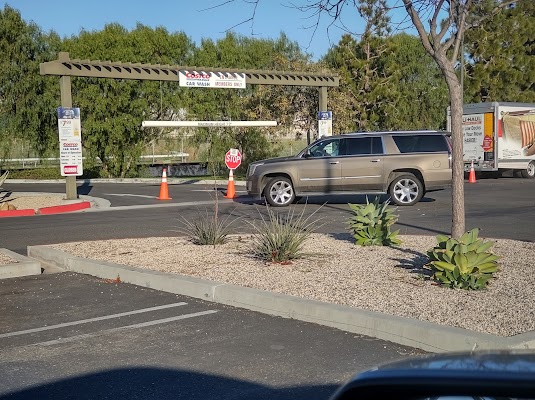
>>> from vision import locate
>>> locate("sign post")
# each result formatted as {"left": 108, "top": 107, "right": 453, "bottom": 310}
{"left": 224, "top": 148, "right": 241, "bottom": 199}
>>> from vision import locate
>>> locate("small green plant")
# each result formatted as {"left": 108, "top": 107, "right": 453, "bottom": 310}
{"left": 249, "top": 205, "right": 322, "bottom": 263}
{"left": 427, "top": 228, "right": 499, "bottom": 290}
{"left": 346, "top": 197, "right": 401, "bottom": 246}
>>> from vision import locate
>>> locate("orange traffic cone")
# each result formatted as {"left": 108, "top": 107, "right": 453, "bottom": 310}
{"left": 224, "top": 169, "right": 236, "bottom": 199}
{"left": 157, "top": 168, "right": 172, "bottom": 200}
{"left": 468, "top": 160, "right": 477, "bottom": 183}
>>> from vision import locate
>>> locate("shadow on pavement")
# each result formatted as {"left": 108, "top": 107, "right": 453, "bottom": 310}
{"left": 0, "top": 367, "right": 338, "bottom": 400}
{"left": 77, "top": 181, "right": 93, "bottom": 195}
{"left": 232, "top": 193, "right": 437, "bottom": 207}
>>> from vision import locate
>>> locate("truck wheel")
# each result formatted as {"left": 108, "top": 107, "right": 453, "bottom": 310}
{"left": 264, "top": 176, "right": 295, "bottom": 207}
{"left": 520, "top": 162, "right": 535, "bottom": 179}
{"left": 389, "top": 174, "right": 424, "bottom": 206}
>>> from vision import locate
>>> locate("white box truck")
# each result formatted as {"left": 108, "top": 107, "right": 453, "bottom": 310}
{"left": 447, "top": 102, "right": 535, "bottom": 178}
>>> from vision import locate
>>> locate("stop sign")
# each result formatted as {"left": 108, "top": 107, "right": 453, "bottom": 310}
{"left": 225, "top": 148, "right": 242, "bottom": 169}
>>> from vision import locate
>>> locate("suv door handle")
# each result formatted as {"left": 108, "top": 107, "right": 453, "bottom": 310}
{"left": 329, "top": 161, "right": 339, "bottom": 164}
{"left": 370, "top": 159, "right": 381, "bottom": 163}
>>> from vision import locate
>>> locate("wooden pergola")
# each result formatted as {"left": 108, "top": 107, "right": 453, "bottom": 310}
{"left": 40, "top": 52, "right": 340, "bottom": 199}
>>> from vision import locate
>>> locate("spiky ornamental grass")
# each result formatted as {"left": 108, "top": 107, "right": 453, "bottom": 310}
{"left": 249, "top": 204, "right": 323, "bottom": 263}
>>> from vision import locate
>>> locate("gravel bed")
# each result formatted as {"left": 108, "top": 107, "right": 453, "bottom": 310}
{"left": 51, "top": 233, "right": 535, "bottom": 337}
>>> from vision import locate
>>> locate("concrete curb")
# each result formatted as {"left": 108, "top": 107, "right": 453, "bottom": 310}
{"left": 39, "top": 201, "right": 91, "bottom": 215}
{"left": 0, "top": 192, "right": 108, "bottom": 218}
{"left": 0, "top": 209, "right": 36, "bottom": 218}
{"left": 0, "top": 248, "right": 42, "bottom": 279}
{"left": 26, "top": 245, "right": 535, "bottom": 353}
{"left": 6, "top": 178, "right": 247, "bottom": 186}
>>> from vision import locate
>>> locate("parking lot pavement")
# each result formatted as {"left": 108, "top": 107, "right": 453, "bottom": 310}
{"left": 0, "top": 272, "right": 424, "bottom": 400}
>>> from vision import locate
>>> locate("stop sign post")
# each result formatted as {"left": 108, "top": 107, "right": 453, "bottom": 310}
{"left": 225, "top": 148, "right": 242, "bottom": 170}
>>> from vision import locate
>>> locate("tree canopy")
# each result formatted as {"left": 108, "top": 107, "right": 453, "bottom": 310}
{"left": 1, "top": 2, "right": 532, "bottom": 182}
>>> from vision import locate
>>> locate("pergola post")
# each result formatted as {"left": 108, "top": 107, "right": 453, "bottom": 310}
{"left": 318, "top": 86, "right": 328, "bottom": 112}
{"left": 59, "top": 55, "right": 78, "bottom": 200}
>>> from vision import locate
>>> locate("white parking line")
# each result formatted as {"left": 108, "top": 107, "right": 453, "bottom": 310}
{"left": 36, "top": 310, "right": 219, "bottom": 346}
{"left": 104, "top": 193, "right": 157, "bottom": 199}
{"left": 191, "top": 189, "right": 247, "bottom": 193}
{"left": 0, "top": 302, "right": 188, "bottom": 338}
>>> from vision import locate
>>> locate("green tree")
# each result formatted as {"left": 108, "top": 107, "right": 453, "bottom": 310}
{"left": 0, "top": 5, "right": 60, "bottom": 160}
{"left": 464, "top": 0, "right": 535, "bottom": 103}
{"left": 380, "top": 33, "right": 449, "bottom": 130}
{"left": 322, "top": 0, "right": 394, "bottom": 132}
{"left": 324, "top": 33, "right": 449, "bottom": 132}
{"left": 61, "top": 23, "right": 194, "bottom": 177}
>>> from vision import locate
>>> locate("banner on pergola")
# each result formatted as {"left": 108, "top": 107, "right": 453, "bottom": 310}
{"left": 178, "top": 71, "right": 246, "bottom": 89}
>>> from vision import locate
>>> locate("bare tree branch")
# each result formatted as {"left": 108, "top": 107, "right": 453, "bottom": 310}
{"left": 402, "top": 0, "right": 435, "bottom": 56}
{"left": 201, "top": 0, "right": 261, "bottom": 34}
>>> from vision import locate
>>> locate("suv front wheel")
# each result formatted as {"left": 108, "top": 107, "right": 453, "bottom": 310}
{"left": 389, "top": 174, "right": 424, "bottom": 206}
{"left": 264, "top": 176, "right": 295, "bottom": 207}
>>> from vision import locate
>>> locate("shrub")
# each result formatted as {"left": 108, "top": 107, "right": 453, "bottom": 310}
{"left": 179, "top": 208, "right": 237, "bottom": 246}
{"left": 346, "top": 197, "right": 401, "bottom": 246}
{"left": 8, "top": 168, "right": 62, "bottom": 179}
{"left": 249, "top": 205, "right": 322, "bottom": 263}
{"left": 427, "top": 228, "right": 499, "bottom": 290}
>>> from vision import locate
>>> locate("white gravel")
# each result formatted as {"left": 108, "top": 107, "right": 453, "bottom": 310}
{"left": 51, "top": 233, "right": 535, "bottom": 337}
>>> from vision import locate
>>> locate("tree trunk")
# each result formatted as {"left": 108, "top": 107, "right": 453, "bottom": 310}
{"left": 436, "top": 57, "right": 466, "bottom": 238}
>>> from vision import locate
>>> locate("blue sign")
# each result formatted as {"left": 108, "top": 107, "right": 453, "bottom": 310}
{"left": 318, "top": 111, "right": 332, "bottom": 120}
{"left": 57, "top": 107, "right": 80, "bottom": 119}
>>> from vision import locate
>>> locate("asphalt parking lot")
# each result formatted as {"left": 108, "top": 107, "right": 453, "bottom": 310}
{"left": 0, "top": 272, "right": 423, "bottom": 400}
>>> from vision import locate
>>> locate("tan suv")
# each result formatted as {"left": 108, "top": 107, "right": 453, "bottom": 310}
{"left": 246, "top": 131, "right": 452, "bottom": 207}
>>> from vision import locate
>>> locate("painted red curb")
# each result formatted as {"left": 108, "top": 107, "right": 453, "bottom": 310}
{"left": 0, "top": 209, "right": 36, "bottom": 218}
{"left": 38, "top": 201, "right": 91, "bottom": 215}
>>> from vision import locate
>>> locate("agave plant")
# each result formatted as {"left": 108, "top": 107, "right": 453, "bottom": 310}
{"left": 427, "top": 228, "right": 499, "bottom": 290}
{"left": 346, "top": 197, "right": 401, "bottom": 246}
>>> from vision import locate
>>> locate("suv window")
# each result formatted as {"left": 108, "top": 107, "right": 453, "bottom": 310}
{"left": 307, "top": 138, "right": 341, "bottom": 157}
{"left": 392, "top": 135, "right": 449, "bottom": 153}
{"left": 342, "top": 137, "right": 383, "bottom": 156}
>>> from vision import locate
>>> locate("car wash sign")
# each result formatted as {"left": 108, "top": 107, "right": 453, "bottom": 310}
{"left": 179, "top": 71, "right": 246, "bottom": 89}
{"left": 57, "top": 107, "right": 83, "bottom": 176}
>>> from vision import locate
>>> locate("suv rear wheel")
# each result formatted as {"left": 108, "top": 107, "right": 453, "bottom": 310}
{"left": 264, "top": 176, "right": 295, "bottom": 207}
{"left": 389, "top": 174, "right": 424, "bottom": 206}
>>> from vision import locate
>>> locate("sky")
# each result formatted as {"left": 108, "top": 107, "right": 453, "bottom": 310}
{"left": 3, "top": 0, "right": 412, "bottom": 60}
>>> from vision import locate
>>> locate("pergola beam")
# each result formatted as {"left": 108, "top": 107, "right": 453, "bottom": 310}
{"left": 40, "top": 52, "right": 339, "bottom": 87}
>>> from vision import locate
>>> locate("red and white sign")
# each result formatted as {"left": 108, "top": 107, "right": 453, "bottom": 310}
{"left": 57, "top": 107, "right": 83, "bottom": 177}
{"left": 63, "top": 165, "right": 79, "bottom": 175}
{"left": 179, "top": 70, "right": 246, "bottom": 89}
{"left": 225, "top": 148, "right": 242, "bottom": 170}
{"left": 482, "top": 135, "right": 493, "bottom": 151}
